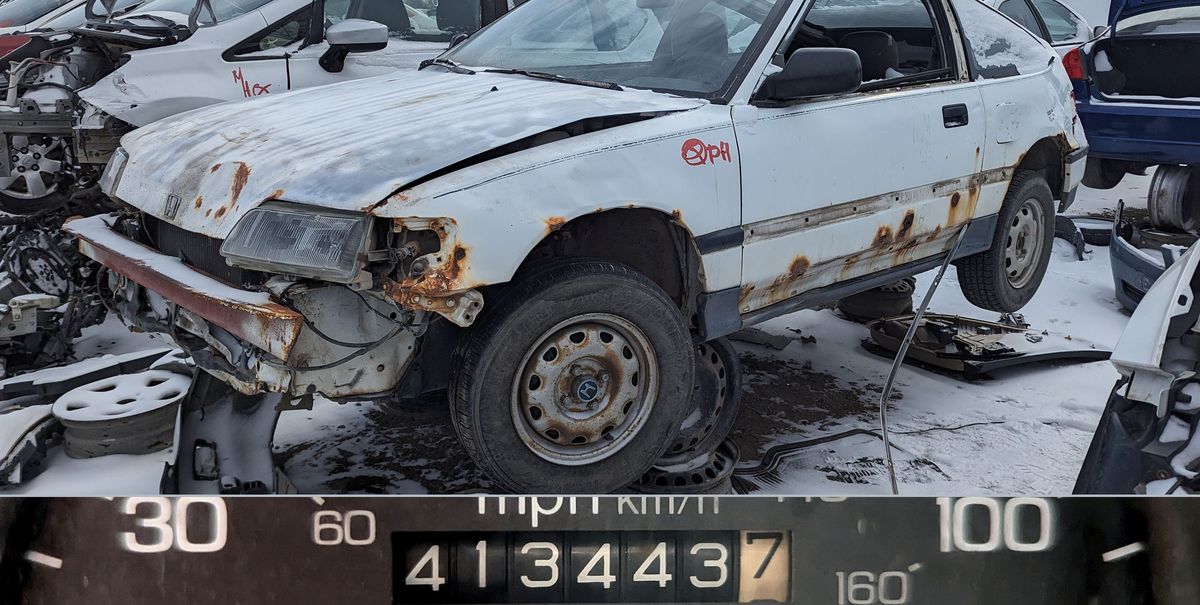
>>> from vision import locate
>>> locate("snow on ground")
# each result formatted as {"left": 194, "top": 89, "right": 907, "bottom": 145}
{"left": 1, "top": 180, "right": 1145, "bottom": 496}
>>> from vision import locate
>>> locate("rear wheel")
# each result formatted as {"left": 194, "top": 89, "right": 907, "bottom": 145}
{"left": 956, "top": 170, "right": 1054, "bottom": 312}
{"left": 451, "top": 260, "right": 694, "bottom": 493}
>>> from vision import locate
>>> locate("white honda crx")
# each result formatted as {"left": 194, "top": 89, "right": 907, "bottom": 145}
{"left": 70, "top": 0, "right": 1087, "bottom": 493}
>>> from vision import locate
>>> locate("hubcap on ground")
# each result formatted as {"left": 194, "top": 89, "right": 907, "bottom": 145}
{"left": 512, "top": 313, "right": 658, "bottom": 465}
{"left": 0, "top": 135, "right": 63, "bottom": 200}
{"left": 1004, "top": 197, "right": 1045, "bottom": 289}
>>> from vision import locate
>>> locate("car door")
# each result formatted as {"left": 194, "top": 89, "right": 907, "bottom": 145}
{"left": 285, "top": 0, "right": 497, "bottom": 88}
{"left": 220, "top": 0, "right": 313, "bottom": 99}
{"left": 734, "top": 0, "right": 986, "bottom": 316}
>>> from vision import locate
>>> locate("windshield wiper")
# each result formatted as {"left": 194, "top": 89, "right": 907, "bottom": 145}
{"left": 481, "top": 68, "right": 623, "bottom": 91}
{"left": 419, "top": 58, "right": 476, "bottom": 75}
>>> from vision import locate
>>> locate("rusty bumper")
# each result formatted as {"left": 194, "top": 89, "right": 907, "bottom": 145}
{"left": 63, "top": 214, "right": 303, "bottom": 361}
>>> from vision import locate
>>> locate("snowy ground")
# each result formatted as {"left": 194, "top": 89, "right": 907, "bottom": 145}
{"left": 2, "top": 176, "right": 1152, "bottom": 496}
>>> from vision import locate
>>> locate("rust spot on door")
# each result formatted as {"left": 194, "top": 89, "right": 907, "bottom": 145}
{"left": 194, "top": 196, "right": 203, "bottom": 209}
{"left": 788, "top": 256, "right": 810, "bottom": 280}
{"left": 873, "top": 226, "right": 894, "bottom": 249}
{"left": 214, "top": 206, "right": 227, "bottom": 219}
{"left": 210, "top": 163, "right": 222, "bottom": 173}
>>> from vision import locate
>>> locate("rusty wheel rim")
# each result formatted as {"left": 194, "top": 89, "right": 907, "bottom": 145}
{"left": 1005, "top": 197, "right": 1045, "bottom": 290}
{"left": 512, "top": 313, "right": 658, "bottom": 466}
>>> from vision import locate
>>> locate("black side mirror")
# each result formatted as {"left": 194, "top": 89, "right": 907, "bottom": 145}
{"left": 449, "top": 33, "right": 470, "bottom": 49}
{"left": 756, "top": 48, "right": 863, "bottom": 103}
{"left": 320, "top": 19, "right": 390, "bottom": 73}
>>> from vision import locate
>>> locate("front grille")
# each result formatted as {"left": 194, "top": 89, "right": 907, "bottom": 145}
{"left": 142, "top": 216, "right": 263, "bottom": 289}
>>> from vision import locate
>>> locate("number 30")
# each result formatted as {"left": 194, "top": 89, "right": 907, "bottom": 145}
{"left": 119, "top": 497, "right": 227, "bottom": 554}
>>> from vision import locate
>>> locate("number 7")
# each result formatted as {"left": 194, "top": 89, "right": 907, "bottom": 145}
{"left": 745, "top": 532, "right": 783, "bottom": 579}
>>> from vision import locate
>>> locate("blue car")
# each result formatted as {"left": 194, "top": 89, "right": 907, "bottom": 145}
{"left": 1069, "top": 0, "right": 1200, "bottom": 191}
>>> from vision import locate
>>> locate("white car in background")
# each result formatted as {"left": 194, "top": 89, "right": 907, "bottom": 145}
{"left": 986, "top": 0, "right": 1094, "bottom": 55}
{"left": 0, "top": 0, "right": 511, "bottom": 214}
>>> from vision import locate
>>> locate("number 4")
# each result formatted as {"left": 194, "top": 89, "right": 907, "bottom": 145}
{"left": 634, "top": 542, "right": 672, "bottom": 588}
{"left": 577, "top": 543, "right": 616, "bottom": 589}
{"left": 406, "top": 545, "right": 447, "bottom": 592}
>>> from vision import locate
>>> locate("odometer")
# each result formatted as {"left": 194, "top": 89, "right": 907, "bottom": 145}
{"left": 0, "top": 497, "right": 1184, "bottom": 604}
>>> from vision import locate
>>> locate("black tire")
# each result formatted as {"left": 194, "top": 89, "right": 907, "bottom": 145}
{"left": 657, "top": 337, "right": 742, "bottom": 465}
{"left": 1082, "top": 158, "right": 1125, "bottom": 190}
{"left": 956, "top": 170, "right": 1055, "bottom": 312}
{"left": 450, "top": 260, "right": 694, "bottom": 493}
{"left": 0, "top": 191, "right": 69, "bottom": 216}
{"left": 836, "top": 278, "right": 916, "bottom": 322}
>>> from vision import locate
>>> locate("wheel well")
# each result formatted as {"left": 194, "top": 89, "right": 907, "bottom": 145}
{"left": 1017, "top": 137, "right": 1067, "bottom": 201}
{"left": 521, "top": 208, "right": 704, "bottom": 318}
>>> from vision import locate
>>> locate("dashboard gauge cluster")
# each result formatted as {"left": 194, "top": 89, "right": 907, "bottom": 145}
{"left": 0, "top": 497, "right": 1191, "bottom": 604}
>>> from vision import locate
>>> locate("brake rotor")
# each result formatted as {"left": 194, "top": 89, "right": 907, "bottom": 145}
{"left": 656, "top": 337, "right": 741, "bottom": 466}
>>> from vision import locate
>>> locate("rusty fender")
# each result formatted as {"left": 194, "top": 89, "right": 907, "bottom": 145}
{"left": 383, "top": 217, "right": 484, "bottom": 327}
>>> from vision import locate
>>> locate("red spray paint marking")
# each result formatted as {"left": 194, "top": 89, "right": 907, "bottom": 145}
{"left": 233, "top": 68, "right": 272, "bottom": 98}
{"left": 681, "top": 138, "right": 732, "bottom": 166}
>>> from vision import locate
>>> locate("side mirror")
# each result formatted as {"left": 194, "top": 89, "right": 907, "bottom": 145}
{"left": 1092, "top": 25, "right": 1109, "bottom": 38}
{"left": 449, "top": 33, "right": 470, "bottom": 49}
{"left": 320, "top": 19, "right": 389, "bottom": 73}
{"left": 756, "top": 48, "right": 862, "bottom": 103}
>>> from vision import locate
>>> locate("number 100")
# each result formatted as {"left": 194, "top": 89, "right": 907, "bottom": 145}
{"left": 937, "top": 497, "right": 1053, "bottom": 553}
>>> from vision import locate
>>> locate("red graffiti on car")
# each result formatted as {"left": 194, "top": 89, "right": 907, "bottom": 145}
{"left": 681, "top": 138, "right": 732, "bottom": 166}
{"left": 233, "top": 68, "right": 272, "bottom": 98}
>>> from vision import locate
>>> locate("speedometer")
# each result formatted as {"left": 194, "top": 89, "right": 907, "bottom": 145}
{"left": 0, "top": 497, "right": 1183, "bottom": 603}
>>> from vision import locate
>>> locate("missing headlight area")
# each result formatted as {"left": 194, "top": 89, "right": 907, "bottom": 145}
{"left": 383, "top": 217, "right": 485, "bottom": 328}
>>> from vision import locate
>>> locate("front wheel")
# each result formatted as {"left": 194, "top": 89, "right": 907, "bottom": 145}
{"left": 955, "top": 170, "right": 1054, "bottom": 312}
{"left": 450, "top": 260, "right": 694, "bottom": 493}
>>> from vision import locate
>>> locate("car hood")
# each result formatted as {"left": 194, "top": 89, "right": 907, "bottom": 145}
{"left": 109, "top": 68, "right": 704, "bottom": 239}
{"left": 1110, "top": 0, "right": 1198, "bottom": 27}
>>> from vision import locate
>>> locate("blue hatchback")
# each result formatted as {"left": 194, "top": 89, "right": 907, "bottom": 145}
{"left": 1068, "top": 0, "right": 1200, "bottom": 189}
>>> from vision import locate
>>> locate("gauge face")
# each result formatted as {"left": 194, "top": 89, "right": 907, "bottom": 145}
{"left": 0, "top": 497, "right": 1172, "bottom": 604}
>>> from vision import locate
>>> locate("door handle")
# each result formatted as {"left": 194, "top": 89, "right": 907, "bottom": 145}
{"left": 943, "top": 104, "right": 969, "bottom": 128}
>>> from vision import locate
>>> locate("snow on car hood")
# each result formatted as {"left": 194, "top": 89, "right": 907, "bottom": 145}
{"left": 110, "top": 68, "right": 704, "bottom": 239}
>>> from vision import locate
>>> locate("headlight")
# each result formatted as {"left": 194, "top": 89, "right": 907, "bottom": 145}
{"left": 220, "top": 203, "right": 372, "bottom": 283}
{"left": 99, "top": 147, "right": 128, "bottom": 195}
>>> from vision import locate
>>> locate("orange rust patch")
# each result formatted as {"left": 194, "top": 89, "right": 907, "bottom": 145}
{"left": 214, "top": 207, "right": 227, "bottom": 219}
{"left": 671, "top": 209, "right": 683, "bottom": 222}
{"left": 788, "top": 256, "right": 810, "bottom": 280}
{"left": 210, "top": 163, "right": 222, "bottom": 173}
{"left": 270, "top": 189, "right": 285, "bottom": 200}
{"left": 950, "top": 192, "right": 961, "bottom": 207}
{"left": 230, "top": 162, "right": 251, "bottom": 204}
{"left": 386, "top": 242, "right": 471, "bottom": 306}
{"left": 194, "top": 196, "right": 203, "bottom": 209}
{"left": 873, "top": 226, "right": 894, "bottom": 249}
{"left": 896, "top": 210, "right": 916, "bottom": 240}
{"left": 205, "top": 209, "right": 212, "bottom": 218}
{"left": 544, "top": 216, "right": 567, "bottom": 234}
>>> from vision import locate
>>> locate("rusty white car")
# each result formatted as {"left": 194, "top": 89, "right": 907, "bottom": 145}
{"left": 67, "top": 0, "right": 1087, "bottom": 493}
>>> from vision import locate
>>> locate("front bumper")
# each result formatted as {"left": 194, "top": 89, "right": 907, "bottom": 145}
{"left": 64, "top": 214, "right": 304, "bottom": 362}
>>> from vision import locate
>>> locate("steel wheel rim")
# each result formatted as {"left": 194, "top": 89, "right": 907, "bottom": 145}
{"left": 1004, "top": 197, "right": 1045, "bottom": 289}
{"left": 512, "top": 313, "right": 658, "bottom": 466}
{"left": 0, "top": 135, "right": 63, "bottom": 200}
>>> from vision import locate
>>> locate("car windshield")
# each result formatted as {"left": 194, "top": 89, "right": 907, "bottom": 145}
{"left": 42, "top": 0, "right": 144, "bottom": 28}
{"left": 0, "top": 0, "right": 72, "bottom": 27}
{"left": 131, "top": 0, "right": 271, "bottom": 24}
{"left": 442, "top": 0, "right": 786, "bottom": 97}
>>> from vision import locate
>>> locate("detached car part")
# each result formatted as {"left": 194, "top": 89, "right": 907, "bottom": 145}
{"left": 1078, "top": 242, "right": 1200, "bottom": 494}
{"left": 1110, "top": 203, "right": 1198, "bottom": 311}
{"left": 865, "top": 313, "right": 1110, "bottom": 376}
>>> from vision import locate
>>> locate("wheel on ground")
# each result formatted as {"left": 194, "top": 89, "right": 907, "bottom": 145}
{"left": 836, "top": 278, "right": 916, "bottom": 322}
{"left": 0, "top": 135, "right": 70, "bottom": 215}
{"left": 657, "top": 337, "right": 742, "bottom": 465}
{"left": 955, "top": 170, "right": 1054, "bottom": 312}
{"left": 1147, "top": 164, "right": 1200, "bottom": 233}
{"left": 450, "top": 260, "right": 694, "bottom": 493}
